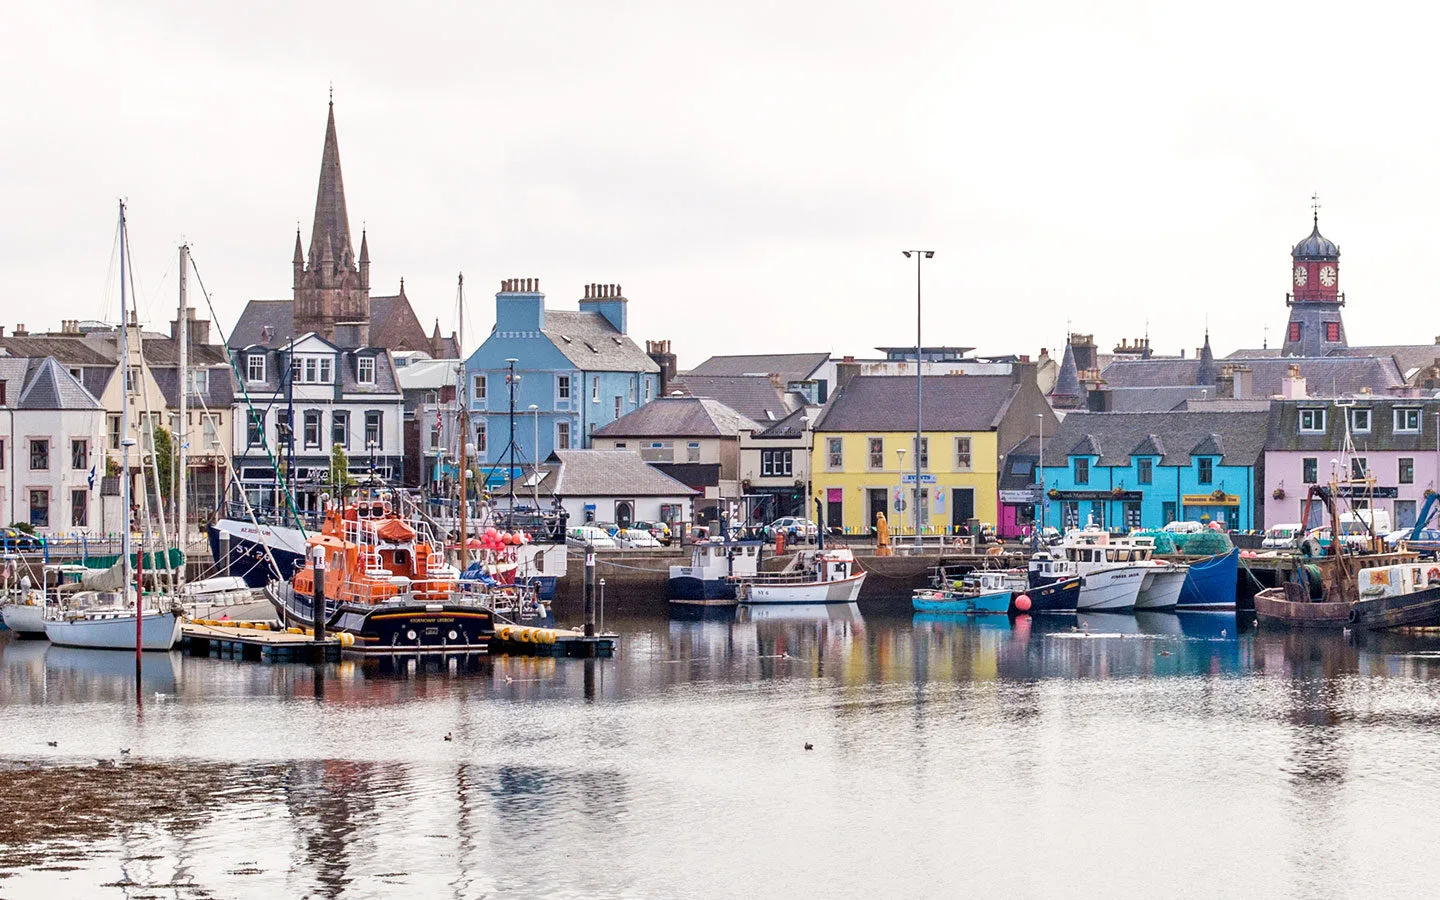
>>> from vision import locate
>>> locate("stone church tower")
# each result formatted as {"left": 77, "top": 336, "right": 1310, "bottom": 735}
{"left": 292, "top": 100, "right": 371, "bottom": 345}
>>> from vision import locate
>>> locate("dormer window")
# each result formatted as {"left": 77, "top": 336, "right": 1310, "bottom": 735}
{"left": 1395, "top": 408, "right": 1422, "bottom": 433}
{"left": 357, "top": 356, "right": 375, "bottom": 385}
{"left": 1349, "top": 408, "right": 1371, "bottom": 434}
{"left": 1299, "top": 408, "right": 1325, "bottom": 433}
{"left": 246, "top": 353, "right": 266, "bottom": 383}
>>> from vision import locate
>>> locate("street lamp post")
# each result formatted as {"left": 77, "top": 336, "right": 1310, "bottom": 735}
{"left": 896, "top": 446, "right": 908, "bottom": 545}
{"left": 902, "top": 250, "right": 933, "bottom": 549}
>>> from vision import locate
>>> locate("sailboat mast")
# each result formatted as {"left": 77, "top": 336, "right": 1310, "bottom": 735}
{"left": 456, "top": 273, "right": 468, "bottom": 570}
{"left": 117, "top": 202, "right": 133, "bottom": 612}
{"left": 177, "top": 243, "right": 189, "bottom": 588}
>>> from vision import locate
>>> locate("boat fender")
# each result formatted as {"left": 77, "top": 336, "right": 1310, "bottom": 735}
{"left": 497, "top": 625, "right": 512, "bottom": 641}
{"left": 1348, "top": 607, "right": 1362, "bottom": 624}
{"left": 542, "top": 629, "right": 556, "bottom": 644}
{"left": 1014, "top": 594, "right": 1031, "bottom": 612}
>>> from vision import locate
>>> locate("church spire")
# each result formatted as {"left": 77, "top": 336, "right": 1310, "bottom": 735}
{"left": 308, "top": 98, "right": 354, "bottom": 270}
{"left": 1196, "top": 329, "right": 1217, "bottom": 386}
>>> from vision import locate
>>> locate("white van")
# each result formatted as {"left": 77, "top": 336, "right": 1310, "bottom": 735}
{"left": 1163, "top": 521, "right": 1207, "bottom": 535}
{"left": 1262, "top": 524, "right": 1302, "bottom": 550}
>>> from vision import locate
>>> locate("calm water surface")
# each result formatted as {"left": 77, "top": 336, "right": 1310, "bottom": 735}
{"left": 3, "top": 604, "right": 1440, "bottom": 898}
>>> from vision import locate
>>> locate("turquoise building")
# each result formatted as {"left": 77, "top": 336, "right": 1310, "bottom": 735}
{"left": 1038, "top": 411, "right": 1269, "bottom": 532}
{"left": 464, "top": 279, "right": 660, "bottom": 485}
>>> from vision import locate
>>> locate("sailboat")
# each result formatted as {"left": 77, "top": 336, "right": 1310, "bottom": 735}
{"left": 44, "top": 202, "right": 182, "bottom": 651}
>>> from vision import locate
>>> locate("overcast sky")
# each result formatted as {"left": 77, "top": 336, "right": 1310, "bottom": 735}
{"left": 3, "top": 1, "right": 1434, "bottom": 368}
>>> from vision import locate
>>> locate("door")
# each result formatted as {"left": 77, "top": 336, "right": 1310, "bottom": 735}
{"left": 826, "top": 487, "right": 844, "bottom": 535}
{"left": 614, "top": 500, "right": 634, "bottom": 529}
{"left": 867, "top": 488, "right": 888, "bottom": 534}
{"left": 951, "top": 487, "right": 974, "bottom": 529}
{"left": 1396, "top": 500, "right": 1418, "bottom": 529}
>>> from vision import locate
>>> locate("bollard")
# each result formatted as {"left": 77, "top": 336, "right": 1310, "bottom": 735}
{"left": 312, "top": 545, "right": 326, "bottom": 645}
{"left": 583, "top": 543, "right": 596, "bottom": 638}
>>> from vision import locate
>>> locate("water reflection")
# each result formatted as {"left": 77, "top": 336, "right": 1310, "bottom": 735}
{"left": 5, "top": 606, "right": 1440, "bottom": 896}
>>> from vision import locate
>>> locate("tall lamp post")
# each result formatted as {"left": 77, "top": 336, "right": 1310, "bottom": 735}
{"left": 902, "top": 250, "right": 933, "bottom": 549}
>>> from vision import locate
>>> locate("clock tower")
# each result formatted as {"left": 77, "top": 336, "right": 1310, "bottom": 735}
{"left": 1282, "top": 198, "right": 1346, "bottom": 357}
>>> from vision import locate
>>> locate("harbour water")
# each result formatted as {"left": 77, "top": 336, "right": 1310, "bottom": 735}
{"left": 4, "top": 605, "right": 1440, "bottom": 898}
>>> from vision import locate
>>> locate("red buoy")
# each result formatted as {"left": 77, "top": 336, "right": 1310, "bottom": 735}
{"left": 1014, "top": 594, "right": 1032, "bottom": 612}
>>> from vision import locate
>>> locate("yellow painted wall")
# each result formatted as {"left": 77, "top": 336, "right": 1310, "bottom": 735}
{"left": 809, "top": 431, "right": 999, "bottom": 535}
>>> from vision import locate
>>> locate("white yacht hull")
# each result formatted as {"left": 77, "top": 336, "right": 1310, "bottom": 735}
{"left": 1, "top": 602, "right": 47, "bottom": 637}
{"left": 743, "top": 573, "right": 866, "bottom": 604}
{"left": 44, "top": 610, "right": 182, "bottom": 651}
{"left": 1134, "top": 568, "right": 1188, "bottom": 610}
{"left": 1077, "top": 567, "right": 1146, "bottom": 611}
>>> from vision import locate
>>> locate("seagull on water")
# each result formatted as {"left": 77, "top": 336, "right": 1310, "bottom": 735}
{"left": 46, "top": 741, "right": 57, "bottom": 748}
{"left": 804, "top": 743, "right": 813, "bottom": 751}
{"left": 119, "top": 748, "right": 131, "bottom": 756}
{"left": 443, "top": 732, "right": 453, "bottom": 742}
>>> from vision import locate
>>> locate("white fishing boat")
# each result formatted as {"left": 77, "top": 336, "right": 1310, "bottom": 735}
{"left": 2, "top": 596, "right": 47, "bottom": 638}
{"left": 738, "top": 548, "right": 866, "bottom": 604}
{"left": 1134, "top": 564, "right": 1189, "bottom": 610}
{"left": 1052, "top": 525, "right": 1147, "bottom": 611}
{"left": 44, "top": 607, "right": 183, "bottom": 651}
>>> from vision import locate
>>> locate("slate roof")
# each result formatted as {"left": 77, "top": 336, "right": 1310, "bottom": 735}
{"left": 233, "top": 340, "right": 401, "bottom": 396}
{"left": 1050, "top": 341, "right": 1083, "bottom": 402}
{"left": 371, "top": 293, "right": 456, "bottom": 356}
{"left": 149, "top": 366, "right": 236, "bottom": 410}
{"left": 1293, "top": 221, "right": 1339, "bottom": 260}
{"left": 1101, "top": 355, "right": 1405, "bottom": 397}
{"left": 1265, "top": 398, "right": 1440, "bottom": 453}
{"left": 665, "top": 374, "right": 797, "bottom": 422}
{"left": 688, "top": 352, "right": 828, "bottom": 381}
{"left": 1047, "top": 411, "right": 1270, "bottom": 467}
{"left": 8, "top": 357, "right": 101, "bottom": 410}
{"left": 756, "top": 404, "right": 821, "bottom": 439}
{"left": 229, "top": 300, "right": 294, "bottom": 349}
{"left": 999, "top": 435, "right": 1042, "bottom": 491}
{"left": 0, "top": 336, "right": 113, "bottom": 365}
{"left": 538, "top": 311, "right": 660, "bottom": 374}
{"left": 813, "top": 375, "right": 1021, "bottom": 433}
{"left": 1102, "top": 386, "right": 1208, "bottom": 412}
{"left": 508, "top": 450, "right": 698, "bottom": 497}
{"left": 593, "top": 397, "right": 760, "bottom": 438}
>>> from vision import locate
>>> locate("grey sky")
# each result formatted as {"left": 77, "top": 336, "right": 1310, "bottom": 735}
{"left": 2, "top": 1, "right": 1430, "bottom": 367}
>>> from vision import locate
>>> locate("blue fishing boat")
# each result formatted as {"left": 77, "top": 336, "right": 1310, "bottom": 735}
{"left": 1009, "top": 576, "right": 1081, "bottom": 614}
{"left": 912, "top": 569, "right": 1024, "bottom": 615}
{"left": 1175, "top": 548, "right": 1238, "bottom": 610}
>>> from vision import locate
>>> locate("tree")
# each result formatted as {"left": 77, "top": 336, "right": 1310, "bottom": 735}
{"left": 330, "top": 444, "right": 357, "bottom": 499}
{"left": 152, "top": 426, "right": 174, "bottom": 505}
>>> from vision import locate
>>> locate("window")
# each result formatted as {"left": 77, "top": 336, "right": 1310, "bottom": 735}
{"left": 1303, "top": 457, "right": 1318, "bottom": 484}
{"left": 1299, "top": 408, "right": 1326, "bottom": 433}
{"left": 473, "top": 374, "right": 487, "bottom": 404}
{"left": 1062, "top": 502, "right": 1080, "bottom": 530}
{"left": 29, "top": 439, "right": 48, "bottom": 470}
{"left": 202, "top": 414, "right": 219, "bottom": 449}
{"left": 1396, "top": 408, "right": 1422, "bottom": 433}
{"left": 186, "top": 368, "right": 209, "bottom": 395}
{"left": 1074, "top": 458, "right": 1089, "bottom": 484}
{"left": 556, "top": 420, "right": 571, "bottom": 450}
{"left": 954, "top": 437, "right": 972, "bottom": 471}
{"left": 687, "top": 441, "right": 701, "bottom": 463}
{"left": 475, "top": 421, "right": 487, "bottom": 455}
{"left": 331, "top": 411, "right": 348, "bottom": 449}
{"left": 124, "top": 366, "right": 136, "bottom": 393}
{"left": 1400, "top": 457, "right": 1415, "bottom": 484}
{"left": 29, "top": 489, "right": 48, "bottom": 528}
{"left": 364, "top": 411, "right": 382, "bottom": 450}
{"left": 1351, "top": 457, "right": 1368, "bottom": 480}
{"left": 1124, "top": 502, "right": 1142, "bottom": 531}
{"left": 71, "top": 489, "right": 87, "bottom": 527}
{"left": 868, "top": 437, "right": 884, "bottom": 470}
{"left": 641, "top": 441, "right": 674, "bottom": 463}
{"left": 1325, "top": 322, "right": 1341, "bottom": 342}
{"left": 614, "top": 442, "right": 627, "bottom": 449}
{"left": 761, "top": 449, "right": 793, "bottom": 477}
{"left": 303, "top": 410, "right": 321, "bottom": 448}
{"left": 319, "top": 357, "right": 333, "bottom": 384}
{"left": 557, "top": 375, "right": 571, "bottom": 402}
{"left": 304, "top": 358, "right": 317, "bottom": 383}
{"left": 1197, "top": 458, "right": 1214, "bottom": 484}
{"left": 276, "top": 411, "right": 292, "bottom": 444}
{"left": 1137, "top": 457, "right": 1153, "bottom": 485}
{"left": 70, "top": 439, "right": 87, "bottom": 470}
{"left": 1162, "top": 501, "right": 1177, "bottom": 524}
{"left": 614, "top": 396, "right": 622, "bottom": 419}
{"left": 1288, "top": 322, "right": 1301, "bottom": 343}
{"left": 1349, "top": 408, "right": 1371, "bottom": 434}
{"left": 247, "top": 410, "right": 264, "bottom": 447}
{"left": 357, "top": 356, "right": 376, "bottom": 385}
{"left": 827, "top": 437, "right": 843, "bottom": 471}
{"left": 0, "top": 439, "right": 5, "bottom": 468}
{"left": 913, "top": 437, "right": 929, "bottom": 470}
{"left": 291, "top": 356, "right": 302, "bottom": 384}
{"left": 108, "top": 414, "right": 121, "bottom": 450}
{"left": 629, "top": 381, "right": 636, "bottom": 404}
{"left": 645, "top": 379, "right": 652, "bottom": 402}
{"left": 592, "top": 376, "right": 600, "bottom": 402}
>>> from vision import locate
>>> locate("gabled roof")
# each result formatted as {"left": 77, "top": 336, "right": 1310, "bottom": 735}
{"left": 13, "top": 357, "right": 100, "bottom": 410}
{"left": 1132, "top": 433, "right": 1165, "bottom": 457}
{"left": 688, "top": 352, "right": 829, "bottom": 381}
{"left": 1047, "top": 411, "right": 1270, "bottom": 467}
{"left": 539, "top": 311, "right": 660, "bottom": 373}
{"left": 507, "top": 450, "right": 698, "bottom": 497}
{"left": 593, "top": 396, "right": 760, "bottom": 438}
{"left": 813, "top": 375, "right": 1020, "bottom": 433}
{"left": 229, "top": 300, "right": 294, "bottom": 349}
{"left": 665, "top": 374, "right": 797, "bottom": 423}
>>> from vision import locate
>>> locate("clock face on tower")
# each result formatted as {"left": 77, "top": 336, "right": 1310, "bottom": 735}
{"left": 1319, "top": 266, "right": 1337, "bottom": 287}
{"left": 1294, "top": 265, "right": 1308, "bottom": 287}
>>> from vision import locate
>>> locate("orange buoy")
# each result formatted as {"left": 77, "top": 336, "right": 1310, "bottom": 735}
{"left": 1014, "top": 594, "right": 1032, "bottom": 612}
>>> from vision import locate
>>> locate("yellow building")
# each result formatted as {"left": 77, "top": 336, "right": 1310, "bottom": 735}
{"left": 809, "top": 372, "right": 1055, "bottom": 536}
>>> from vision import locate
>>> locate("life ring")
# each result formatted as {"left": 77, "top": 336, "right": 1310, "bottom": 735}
{"left": 1427, "top": 567, "right": 1440, "bottom": 585}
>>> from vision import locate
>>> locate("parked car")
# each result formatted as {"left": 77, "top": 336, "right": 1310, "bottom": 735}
{"left": 1384, "top": 528, "right": 1440, "bottom": 550}
{"left": 767, "top": 516, "right": 818, "bottom": 544}
{"left": 632, "top": 520, "right": 672, "bottom": 545}
{"left": 591, "top": 521, "right": 621, "bottom": 537}
{"left": 1262, "top": 524, "right": 1303, "bottom": 550}
{"left": 567, "top": 526, "right": 618, "bottom": 549}
{"left": 614, "top": 528, "right": 662, "bottom": 549}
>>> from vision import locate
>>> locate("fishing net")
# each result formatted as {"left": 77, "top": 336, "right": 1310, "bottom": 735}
{"left": 1182, "top": 530, "right": 1233, "bottom": 556}
{"left": 1133, "top": 530, "right": 1178, "bottom": 554}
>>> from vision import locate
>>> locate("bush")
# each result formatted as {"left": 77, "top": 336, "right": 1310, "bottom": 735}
{"left": 8, "top": 522, "right": 35, "bottom": 535}
{"left": 1182, "top": 530, "right": 1234, "bottom": 557}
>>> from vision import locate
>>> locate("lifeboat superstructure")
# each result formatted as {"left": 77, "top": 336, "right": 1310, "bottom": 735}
{"left": 266, "top": 495, "right": 497, "bottom": 653}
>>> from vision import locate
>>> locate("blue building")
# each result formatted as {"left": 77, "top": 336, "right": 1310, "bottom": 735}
{"left": 464, "top": 279, "right": 661, "bottom": 484}
{"left": 1038, "top": 410, "right": 1268, "bottom": 532}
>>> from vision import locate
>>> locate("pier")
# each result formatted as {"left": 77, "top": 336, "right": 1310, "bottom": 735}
{"left": 180, "top": 621, "right": 344, "bottom": 663}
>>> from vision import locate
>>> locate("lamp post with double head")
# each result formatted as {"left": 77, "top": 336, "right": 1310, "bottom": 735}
{"left": 902, "top": 250, "right": 933, "bottom": 549}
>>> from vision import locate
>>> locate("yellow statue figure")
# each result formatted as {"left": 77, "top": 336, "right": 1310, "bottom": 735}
{"left": 875, "top": 511, "right": 892, "bottom": 557}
